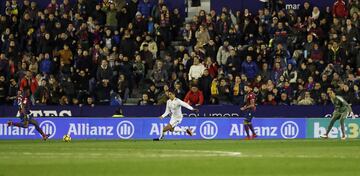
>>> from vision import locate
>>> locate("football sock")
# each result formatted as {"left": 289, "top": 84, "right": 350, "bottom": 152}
{"left": 326, "top": 118, "right": 337, "bottom": 135}
{"left": 340, "top": 118, "right": 345, "bottom": 137}
{"left": 249, "top": 124, "right": 256, "bottom": 135}
{"left": 34, "top": 124, "right": 45, "bottom": 136}
{"left": 159, "top": 131, "right": 165, "bottom": 139}
{"left": 244, "top": 124, "right": 250, "bottom": 137}
{"left": 29, "top": 120, "right": 46, "bottom": 136}
{"left": 173, "top": 126, "right": 185, "bottom": 133}
{"left": 13, "top": 122, "right": 26, "bottom": 128}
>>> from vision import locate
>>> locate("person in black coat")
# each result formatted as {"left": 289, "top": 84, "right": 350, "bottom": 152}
{"left": 92, "top": 4, "right": 106, "bottom": 26}
{"left": 198, "top": 69, "right": 212, "bottom": 104}
{"left": 120, "top": 34, "right": 137, "bottom": 58}
{"left": 126, "top": 0, "right": 138, "bottom": 21}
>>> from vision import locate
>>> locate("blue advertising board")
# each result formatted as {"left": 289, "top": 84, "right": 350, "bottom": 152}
{"left": 0, "top": 118, "right": 306, "bottom": 140}
{"left": 1, "top": 105, "right": 360, "bottom": 118}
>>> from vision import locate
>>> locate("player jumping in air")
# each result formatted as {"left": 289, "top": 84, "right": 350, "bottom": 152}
{"left": 7, "top": 90, "right": 50, "bottom": 140}
{"left": 320, "top": 89, "right": 353, "bottom": 140}
{"left": 154, "top": 90, "right": 199, "bottom": 141}
{"left": 240, "top": 85, "right": 258, "bottom": 140}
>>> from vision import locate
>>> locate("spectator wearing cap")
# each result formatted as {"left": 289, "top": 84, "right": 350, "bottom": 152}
{"left": 140, "top": 35, "right": 158, "bottom": 58}
{"left": 184, "top": 85, "right": 204, "bottom": 106}
{"left": 134, "top": 11, "right": 147, "bottom": 36}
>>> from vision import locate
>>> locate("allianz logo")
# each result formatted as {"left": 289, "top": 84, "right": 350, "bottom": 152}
{"left": 0, "top": 120, "right": 56, "bottom": 138}
{"left": 0, "top": 123, "right": 37, "bottom": 136}
{"left": 68, "top": 123, "right": 114, "bottom": 136}
{"left": 200, "top": 121, "right": 218, "bottom": 139}
{"left": 149, "top": 123, "right": 197, "bottom": 136}
{"left": 229, "top": 121, "right": 299, "bottom": 139}
{"left": 116, "top": 121, "right": 135, "bottom": 139}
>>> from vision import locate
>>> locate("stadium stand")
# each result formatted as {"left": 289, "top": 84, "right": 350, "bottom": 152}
{"left": 0, "top": 0, "right": 359, "bottom": 106}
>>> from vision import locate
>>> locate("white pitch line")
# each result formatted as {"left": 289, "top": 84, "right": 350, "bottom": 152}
{"left": 0, "top": 149, "right": 359, "bottom": 159}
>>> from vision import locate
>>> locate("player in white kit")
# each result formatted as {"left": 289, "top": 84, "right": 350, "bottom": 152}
{"left": 154, "top": 90, "right": 199, "bottom": 141}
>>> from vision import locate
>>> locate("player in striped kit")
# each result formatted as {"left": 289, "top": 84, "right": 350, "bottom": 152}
{"left": 7, "top": 90, "right": 50, "bottom": 140}
{"left": 154, "top": 90, "right": 199, "bottom": 141}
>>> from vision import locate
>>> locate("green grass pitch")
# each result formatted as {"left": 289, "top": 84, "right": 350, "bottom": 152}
{"left": 0, "top": 139, "right": 359, "bottom": 176}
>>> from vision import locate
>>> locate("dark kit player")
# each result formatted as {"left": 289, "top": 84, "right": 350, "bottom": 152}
{"left": 7, "top": 90, "right": 50, "bottom": 140}
{"left": 240, "top": 85, "right": 258, "bottom": 140}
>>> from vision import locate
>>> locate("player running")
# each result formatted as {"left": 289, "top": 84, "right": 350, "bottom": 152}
{"left": 7, "top": 90, "right": 50, "bottom": 140}
{"left": 240, "top": 84, "right": 258, "bottom": 140}
{"left": 154, "top": 90, "right": 199, "bottom": 141}
{"left": 320, "top": 89, "right": 353, "bottom": 140}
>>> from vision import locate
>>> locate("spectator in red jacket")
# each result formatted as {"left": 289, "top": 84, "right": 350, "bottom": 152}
{"left": 184, "top": 85, "right": 204, "bottom": 106}
{"left": 333, "top": 0, "right": 348, "bottom": 18}
{"left": 19, "top": 71, "right": 38, "bottom": 95}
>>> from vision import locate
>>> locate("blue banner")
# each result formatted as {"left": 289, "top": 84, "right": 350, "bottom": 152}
{"left": 1, "top": 105, "right": 360, "bottom": 118}
{"left": 0, "top": 118, "right": 306, "bottom": 140}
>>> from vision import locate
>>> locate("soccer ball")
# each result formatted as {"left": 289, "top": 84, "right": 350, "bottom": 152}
{"left": 63, "top": 134, "right": 71, "bottom": 142}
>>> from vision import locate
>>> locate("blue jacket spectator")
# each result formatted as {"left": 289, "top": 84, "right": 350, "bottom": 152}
{"left": 138, "top": 0, "right": 153, "bottom": 18}
{"left": 40, "top": 55, "right": 53, "bottom": 75}
{"left": 241, "top": 55, "right": 259, "bottom": 80}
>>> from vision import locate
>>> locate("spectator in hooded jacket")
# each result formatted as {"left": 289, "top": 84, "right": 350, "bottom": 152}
{"left": 332, "top": 0, "right": 348, "bottom": 18}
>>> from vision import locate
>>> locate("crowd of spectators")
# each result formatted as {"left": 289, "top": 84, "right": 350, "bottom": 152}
{"left": 0, "top": 0, "right": 359, "bottom": 107}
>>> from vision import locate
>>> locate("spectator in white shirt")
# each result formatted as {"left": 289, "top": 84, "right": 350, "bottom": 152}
{"left": 188, "top": 56, "right": 206, "bottom": 81}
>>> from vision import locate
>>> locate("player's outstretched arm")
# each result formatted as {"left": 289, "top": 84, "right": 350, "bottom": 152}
{"left": 178, "top": 99, "right": 198, "bottom": 112}
{"left": 160, "top": 101, "right": 170, "bottom": 119}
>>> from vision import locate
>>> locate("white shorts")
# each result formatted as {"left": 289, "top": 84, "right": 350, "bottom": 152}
{"left": 169, "top": 118, "right": 182, "bottom": 128}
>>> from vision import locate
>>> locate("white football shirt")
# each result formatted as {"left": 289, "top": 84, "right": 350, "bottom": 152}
{"left": 161, "top": 98, "right": 194, "bottom": 119}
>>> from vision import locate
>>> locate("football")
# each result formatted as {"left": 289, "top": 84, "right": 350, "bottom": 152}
{"left": 63, "top": 135, "right": 71, "bottom": 142}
